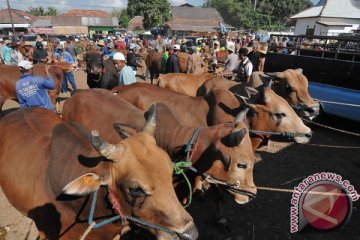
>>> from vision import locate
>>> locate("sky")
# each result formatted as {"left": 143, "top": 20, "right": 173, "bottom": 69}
{"left": 1, "top": 0, "right": 320, "bottom": 13}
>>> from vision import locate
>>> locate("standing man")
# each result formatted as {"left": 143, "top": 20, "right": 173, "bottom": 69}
{"left": 113, "top": 52, "right": 136, "bottom": 86}
{"left": 54, "top": 44, "right": 77, "bottom": 95}
{"left": 236, "top": 48, "right": 253, "bottom": 83}
{"left": 186, "top": 46, "right": 203, "bottom": 74}
{"left": 224, "top": 42, "right": 238, "bottom": 74}
{"left": 2, "top": 40, "right": 14, "bottom": 65}
{"left": 16, "top": 60, "right": 55, "bottom": 110}
{"left": 165, "top": 44, "right": 180, "bottom": 73}
{"left": 33, "top": 42, "right": 48, "bottom": 64}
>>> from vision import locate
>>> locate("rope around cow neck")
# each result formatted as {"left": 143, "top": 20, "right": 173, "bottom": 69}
{"left": 80, "top": 188, "right": 178, "bottom": 240}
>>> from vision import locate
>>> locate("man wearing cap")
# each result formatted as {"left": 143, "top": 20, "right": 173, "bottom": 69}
{"left": 54, "top": 44, "right": 77, "bottom": 95}
{"left": 165, "top": 44, "right": 180, "bottom": 73}
{"left": 113, "top": 52, "right": 136, "bottom": 86}
{"left": 9, "top": 41, "right": 24, "bottom": 64}
{"left": 224, "top": 42, "right": 238, "bottom": 74}
{"left": 33, "top": 42, "right": 48, "bottom": 64}
{"left": 15, "top": 60, "right": 55, "bottom": 110}
{"left": 186, "top": 46, "right": 202, "bottom": 74}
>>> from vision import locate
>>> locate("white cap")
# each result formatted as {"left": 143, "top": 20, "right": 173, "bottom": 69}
{"left": 213, "top": 35, "right": 218, "bottom": 40}
{"left": 75, "top": 38, "right": 79, "bottom": 42}
{"left": 129, "top": 43, "right": 136, "bottom": 49}
{"left": 18, "top": 60, "right": 33, "bottom": 70}
{"left": 173, "top": 44, "right": 180, "bottom": 50}
{"left": 227, "top": 42, "right": 235, "bottom": 52}
{"left": 113, "top": 52, "right": 125, "bottom": 61}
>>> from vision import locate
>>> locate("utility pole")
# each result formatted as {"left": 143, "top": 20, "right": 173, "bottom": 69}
{"left": 254, "top": 0, "right": 257, "bottom": 11}
{"left": 6, "top": 0, "right": 16, "bottom": 36}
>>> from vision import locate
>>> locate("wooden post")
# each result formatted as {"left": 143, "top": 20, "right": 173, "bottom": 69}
{"left": 6, "top": 0, "right": 16, "bottom": 36}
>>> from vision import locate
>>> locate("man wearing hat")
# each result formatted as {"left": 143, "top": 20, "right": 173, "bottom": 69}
{"left": 165, "top": 44, "right": 180, "bottom": 73}
{"left": 236, "top": 48, "right": 253, "bottom": 83}
{"left": 54, "top": 44, "right": 77, "bottom": 95}
{"left": 224, "top": 42, "right": 238, "bottom": 74}
{"left": 126, "top": 43, "right": 137, "bottom": 70}
{"left": 113, "top": 52, "right": 136, "bottom": 86}
{"left": 97, "top": 39, "right": 107, "bottom": 55}
{"left": 104, "top": 42, "right": 115, "bottom": 57}
{"left": 15, "top": 60, "right": 55, "bottom": 110}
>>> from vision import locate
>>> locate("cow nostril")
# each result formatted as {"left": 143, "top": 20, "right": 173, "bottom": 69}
{"left": 305, "top": 132, "right": 313, "bottom": 138}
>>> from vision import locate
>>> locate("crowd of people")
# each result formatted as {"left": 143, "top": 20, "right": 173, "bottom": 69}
{"left": 0, "top": 31, "right": 272, "bottom": 111}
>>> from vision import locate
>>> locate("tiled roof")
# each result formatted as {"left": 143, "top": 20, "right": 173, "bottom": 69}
{"left": 60, "top": 9, "right": 111, "bottom": 18}
{"left": 0, "top": 8, "right": 37, "bottom": 24}
{"left": 128, "top": 16, "right": 144, "bottom": 31}
{"left": 292, "top": 0, "right": 360, "bottom": 19}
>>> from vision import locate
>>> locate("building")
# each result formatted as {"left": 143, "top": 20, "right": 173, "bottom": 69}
{"left": 127, "top": 16, "right": 144, "bottom": 31}
{"left": 291, "top": 0, "right": 360, "bottom": 36}
{"left": 52, "top": 9, "right": 118, "bottom": 37}
{"left": 0, "top": 8, "right": 37, "bottom": 34}
{"left": 164, "top": 6, "right": 234, "bottom": 36}
{"left": 29, "top": 16, "right": 53, "bottom": 35}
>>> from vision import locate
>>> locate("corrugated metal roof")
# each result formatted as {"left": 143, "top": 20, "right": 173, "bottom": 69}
{"left": 81, "top": 17, "right": 118, "bottom": 27}
{"left": 31, "top": 19, "right": 52, "bottom": 27}
{"left": 292, "top": 0, "right": 360, "bottom": 19}
{"left": 52, "top": 16, "right": 82, "bottom": 26}
{"left": 171, "top": 6, "right": 223, "bottom": 20}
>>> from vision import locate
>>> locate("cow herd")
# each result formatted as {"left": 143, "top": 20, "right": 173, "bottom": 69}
{"left": 0, "top": 68, "right": 320, "bottom": 239}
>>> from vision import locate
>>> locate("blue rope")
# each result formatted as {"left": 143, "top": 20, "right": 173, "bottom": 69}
{"left": 184, "top": 128, "right": 202, "bottom": 162}
{"left": 87, "top": 189, "right": 176, "bottom": 233}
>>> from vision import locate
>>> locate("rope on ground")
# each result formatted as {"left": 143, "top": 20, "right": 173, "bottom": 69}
{"left": 302, "top": 118, "right": 360, "bottom": 137}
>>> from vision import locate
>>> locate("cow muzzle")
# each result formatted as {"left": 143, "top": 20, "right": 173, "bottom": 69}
{"left": 295, "top": 102, "right": 321, "bottom": 120}
{"left": 160, "top": 222, "right": 198, "bottom": 240}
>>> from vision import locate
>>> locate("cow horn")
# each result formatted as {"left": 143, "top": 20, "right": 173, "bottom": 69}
{"left": 91, "top": 130, "right": 119, "bottom": 160}
{"left": 143, "top": 104, "right": 156, "bottom": 136}
{"left": 225, "top": 128, "right": 247, "bottom": 147}
{"left": 235, "top": 108, "right": 249, "bottom": 122}
{"left": 265, "top": 72, "right": 284, "bottom": 79}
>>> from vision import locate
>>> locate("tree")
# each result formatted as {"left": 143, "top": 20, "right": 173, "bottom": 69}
{"left": 127, "top": 0, "right": 172, "bottom": 29}
{"left": 112, "top": 8, "right": 130, "bottom": 28}
{"left": 46, "top": 7, "right": 57, "bottom": 16}
{"left": 26, "top": 6, "right": 58, "bottom": 16}
{"left": 204, "top": 0, "right": 312, "bottom": 31}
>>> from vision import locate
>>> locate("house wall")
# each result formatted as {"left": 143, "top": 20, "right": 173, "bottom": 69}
{"left": 53, "top": 26, "right": 88, "bottom": 35}
{"left": 295, "top": 17, "right": 360, "bottom": 36}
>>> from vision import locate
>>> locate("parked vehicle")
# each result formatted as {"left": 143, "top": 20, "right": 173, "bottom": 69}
{"left": 265, "top": 34, "right": 360, "bottom": 122}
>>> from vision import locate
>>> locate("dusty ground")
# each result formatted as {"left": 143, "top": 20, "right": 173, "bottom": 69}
{"left": 0, "top": 71, "right": 359, "bottom": 240}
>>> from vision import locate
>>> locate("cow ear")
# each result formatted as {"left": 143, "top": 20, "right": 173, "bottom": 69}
{"left": 62, "top": 173, "right": 109, "bottom": 196}
{"left": 265, "top": 79, "right": 273, "bottom": 88}
{"left": 244, "top": 86, "right": 258, "bottom": 98}
{"left": 113, "top": 123, "right": 137, "bottom": 139}
{"left": 234, "top": 108, "right": 249, "bottom": 122}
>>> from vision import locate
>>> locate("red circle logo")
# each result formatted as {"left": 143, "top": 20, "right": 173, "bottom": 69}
{"left": 301, "top": 183, "right": 351, "bottom": 230}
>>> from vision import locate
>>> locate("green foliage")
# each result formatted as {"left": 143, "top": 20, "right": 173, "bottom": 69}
{"left": 127, "top": 0, "right": 172, "bottom": 29}
{"left": 112, "top": 8, "right": 130, "bottom": 28}
{"left": 204, "top": 0, "right": 312, "bottom": 31}
{"left": 26, "top": 6, "right": 57, "bottom": 16}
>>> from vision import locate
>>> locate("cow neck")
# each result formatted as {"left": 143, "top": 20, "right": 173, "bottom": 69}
{"left": 157, "top": 125, "right": 211, "bottom": 163}
{"left": 246, "top": 113, "right": 269, "bottom": 151}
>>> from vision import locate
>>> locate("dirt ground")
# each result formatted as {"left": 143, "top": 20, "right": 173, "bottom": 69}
{"left": 0, "top": 71, "right": 359, "bottom": 240}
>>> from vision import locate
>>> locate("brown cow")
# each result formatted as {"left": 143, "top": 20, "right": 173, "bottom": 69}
{"left": 250, "top": 69, "right": 320, "bottom": 119}
{"left": 0, "top": 108, "right": 197, "bottom": 240}
{"left": 206, "top": 87, "right": 312, "bottom": 151}
{"left": 178, "top": 52, "right": 190, "bottom": 73}
{"left": 144, "top": 49, "right": 162, "bottom": 84}
{"left": 0, "top": 64, "right": 63, "bottom": 114}
{"left": 112, "top": 83, "right": 209, "bottom": 126}
{"left": 199, "top": 69, "right": 320, "bottom": 119}
{"left": 158, "top": 73, "right": 215, "bottom": 96}
{"left": 62, "top": 89, "right": 256, "bottom": 205}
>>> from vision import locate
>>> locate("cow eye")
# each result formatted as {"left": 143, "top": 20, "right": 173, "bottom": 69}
{"left": 237, "top": 163, "right": 247, "bottom": 169}
{"left": 129, "top": 187, "right": 147, "bottom": 198}
{"left": 285, "top": 85, "right": 293, "bottom": 92}
{"left": 275, "top": 112, "right": 286, "bottom": 118}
